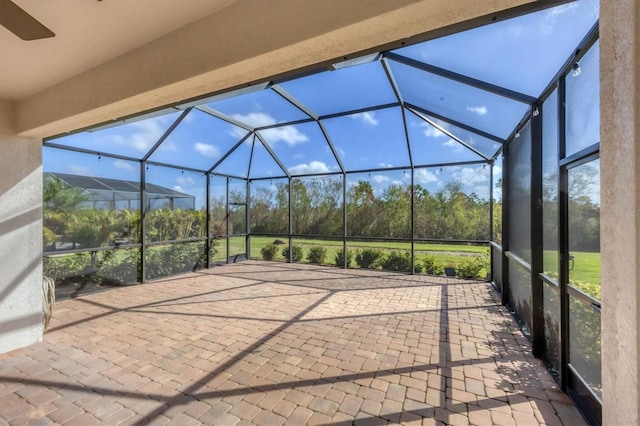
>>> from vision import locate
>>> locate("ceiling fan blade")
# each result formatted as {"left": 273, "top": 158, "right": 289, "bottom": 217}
{"left": 0, "top": 0, "right": 54, "bottom": 40}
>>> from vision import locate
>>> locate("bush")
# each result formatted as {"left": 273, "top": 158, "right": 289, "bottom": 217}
{"left": 355, "top": 248, "right": 383, "bottom": 269}
{"left": 307, "top": 246, "right": 327, "bottom": 264}
{"left": 380, "top": 250, "right": 412, "bottom": 272}
{"left": 334, "top": 248, "right": 354, "bottom": 267}
{"left": 282, "top": 245, "right": 304, "bottom": 262}
{"left": 146, "top": 242, "right": 207, "bottom": 280}
{"left": 43, "top": 253, "right": 91, "bottom": 279}
{"left": 456, "top": 254, "right": 489, "bottom": 279}
{"left": 422, "top": 255, "right": 445, "bottom": 275}
{"left": 261, "top": 244, "right": 279, "bottom": 260}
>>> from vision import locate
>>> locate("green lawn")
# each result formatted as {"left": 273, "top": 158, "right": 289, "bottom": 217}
{"left": 542, "top": 249, "right": 601, "bottom": 299}
{"left": 542, "top": 250, "right": 601, "bottom": 285}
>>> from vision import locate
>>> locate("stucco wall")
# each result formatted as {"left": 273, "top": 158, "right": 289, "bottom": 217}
{"left": 0, "top": 133, "right": 43, "bottom": 353}
{"left": 600, "top": 0, "right": 640, "bottom": 424}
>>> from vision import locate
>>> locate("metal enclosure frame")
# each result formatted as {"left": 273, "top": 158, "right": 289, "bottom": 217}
{"left": 41, "top": 8, "right": 602, "bottom": 425}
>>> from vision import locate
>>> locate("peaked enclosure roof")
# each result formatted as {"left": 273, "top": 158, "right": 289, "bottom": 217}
{"left": 45, "top": 0, "right": 599, "bottom": 180}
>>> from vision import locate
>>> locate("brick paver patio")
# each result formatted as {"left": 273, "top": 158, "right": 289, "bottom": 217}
{"left": 0, "top": 261, "right": 585, "bottom": 425}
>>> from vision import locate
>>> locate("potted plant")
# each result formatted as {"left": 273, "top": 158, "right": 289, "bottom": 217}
{"left": 444, "top": 263, "right": 456, "bottom": 277}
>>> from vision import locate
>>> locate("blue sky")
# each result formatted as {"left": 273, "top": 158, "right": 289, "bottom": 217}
{"left": 44, "top": 0, "right": 599, "bottom": 209}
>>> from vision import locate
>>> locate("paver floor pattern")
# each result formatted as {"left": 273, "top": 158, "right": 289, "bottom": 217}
{"left": 0, "top": 261, "right": 585, "bottom": 425}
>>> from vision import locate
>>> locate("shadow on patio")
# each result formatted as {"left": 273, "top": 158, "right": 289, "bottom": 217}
{"left": 0, "top": 261, "right": 585, "bottom": 425}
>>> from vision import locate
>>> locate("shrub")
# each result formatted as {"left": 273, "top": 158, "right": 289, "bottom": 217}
{"left": 456, "top": 254, "right": 489, "bottom": 279}
{"left": 307, "top": 246, "right": 327, "bottom": 264}
{"left": 146, "top": 242, "right": 207, "bottom": 280}
{"left": 355, "top": 248, "right": 383, "bottom": 269}
{"left": 414, "top": 260, "right": 424, "bottom": 273}
{"left": 43, "top": 253, "right": 91, "bottom": 280}
{"left": 282, "top": 245, "right": 304, "bottom": 262}
{"left": 380, "top": 250, "right": 412, "bottom": 272}
{"left": 334, "top": 248, "right": 354, "bottom": 267}
{"left": 422, "top": 255, "right": 445, "bottom": 275}
{"left": 261, "top": 244, "right": 279, "bottom": 261}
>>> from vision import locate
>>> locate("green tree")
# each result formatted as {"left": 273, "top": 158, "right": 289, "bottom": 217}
{"left": 380, "top": 184, "right": 411, "bottom": 238}
{"left": 347, "top": 181, "right": 378, "bottom": 237}
{"left": 43, "top": 176, "right": 91, "bottom": 248}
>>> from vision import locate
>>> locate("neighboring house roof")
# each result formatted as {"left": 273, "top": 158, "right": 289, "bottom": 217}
{"left": 44, "top": 172, "right": 193, "bottom": 198}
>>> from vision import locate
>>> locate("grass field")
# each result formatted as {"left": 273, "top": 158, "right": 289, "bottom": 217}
{"left": 542, "top": 250, "right": 601, "bottom": 287}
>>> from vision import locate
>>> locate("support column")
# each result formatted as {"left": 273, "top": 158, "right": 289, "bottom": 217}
{"left": 601, "top": 1, "right": 640, "bottom": 424}
{"left": 0, "top": 100, "right": 44, "bottom": 353}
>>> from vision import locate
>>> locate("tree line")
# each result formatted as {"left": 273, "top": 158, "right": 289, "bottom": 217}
{"left": 46, "top": 171, "right": 599, "bottom": 252}
{"left": 246, "top": 177, "right": 491, "bottom": 241}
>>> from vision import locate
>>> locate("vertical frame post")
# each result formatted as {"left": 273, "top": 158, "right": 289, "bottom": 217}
{"left": 489, "top": 160, "right": 494, "bottom": 244}
{"left": 501, "top": 146, "right": 510, "bottom": 306}
{"left": 489, "top": 159, "right": 494, "bottom": 282}
{"left": 246, "top": 178, "right": 251, "bottom": 259}
{"left": 288, "top": 177, "right": 293, "bottom": 263}
{"left": 531, "top": 105, "right": 545, "bottom": 356}
{"left": 226, "top": 177, "right": 230, "bottom": 264}
{"left": 410, "top": 168, "right": 415, "bottom": 275}
{"left": 139, "top": 161, "right": 146, "bottom": 283}
{"left": 558, "top": 76, "right": 570, "bottom": 390}
{"left": 205, "top": 172, "right": 211, "bottom": 268}
{"left": 343, "top": 173, "right": 348, "bottom": 269}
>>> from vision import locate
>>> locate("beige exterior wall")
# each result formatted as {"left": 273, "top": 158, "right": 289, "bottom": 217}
{"left": 600, "top": 0, "right": 640, "bottom": 424}
{"left": 0, "top": 130, "right": 43, "bottom": 353}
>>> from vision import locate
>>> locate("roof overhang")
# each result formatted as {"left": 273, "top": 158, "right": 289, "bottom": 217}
{"left": 1, "top": 0, "right": 565, "bottom": 138}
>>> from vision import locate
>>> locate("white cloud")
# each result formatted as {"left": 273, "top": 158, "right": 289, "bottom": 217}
{"left": 378, "top": 162, "right": 393, "bottom": 168}
{"left": 371, "top": 175, "right": 389, "bottom": 184}
{"left": 261, "top": 127, "right": 308, "bottom": 147}
{"left": 466, "top": 106, "right": 488, "bottom": 116}
{"left": 452, "top": 167, "right": 489, "bottom": 185}
{"left": 175, "top": 176, "right": 195, "bottom": 187}
{"left": 173, "top": 176, "right": 196, "bottom": 194}
{"left": 416, "top": 120, "right": 450, "bottom": 139}
{"left": 67, "top": 165, "right": 91, "bottom": 175}
{"left": 232, "top": 112, "right": 308, "bottom": 146}
{"left": 113, "top": 160, "right": 134, "bottom": 171}
{"left": 349, "top": 111, "right": 379, "bottom": 126}
{"left": 414, "top": 169, "right": 439, "bottom": 185}
{"left": 443, "top": 139, "right": 464, "bottom": 153}
{"left": 233, "top": 112, "right": 276, "bottom": 128}
{"left": 472, "top": 185, "right": 490, "bottom": 200}
{"left": 288, "top": 161, "right": 332, "bottom": 175}
{"left": 547, "top": 2, "right": 579, "bottom": 17}
{"left": 422, "top": 124, "right": 446, "bottom": 138}
{"left": 540, "top": 3, "right": 580, "bottom": 35}
{"left": 107, "top": 116, "right": 171, "bottom": 153}
{"left": 493, "top": 186, "right": 503, "bottom": 200}
{"left": 503, "top": 3, "right": 579, "bottom": 40}
{"left": 193, "top": 142, "right": 220, "bottom": 158}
